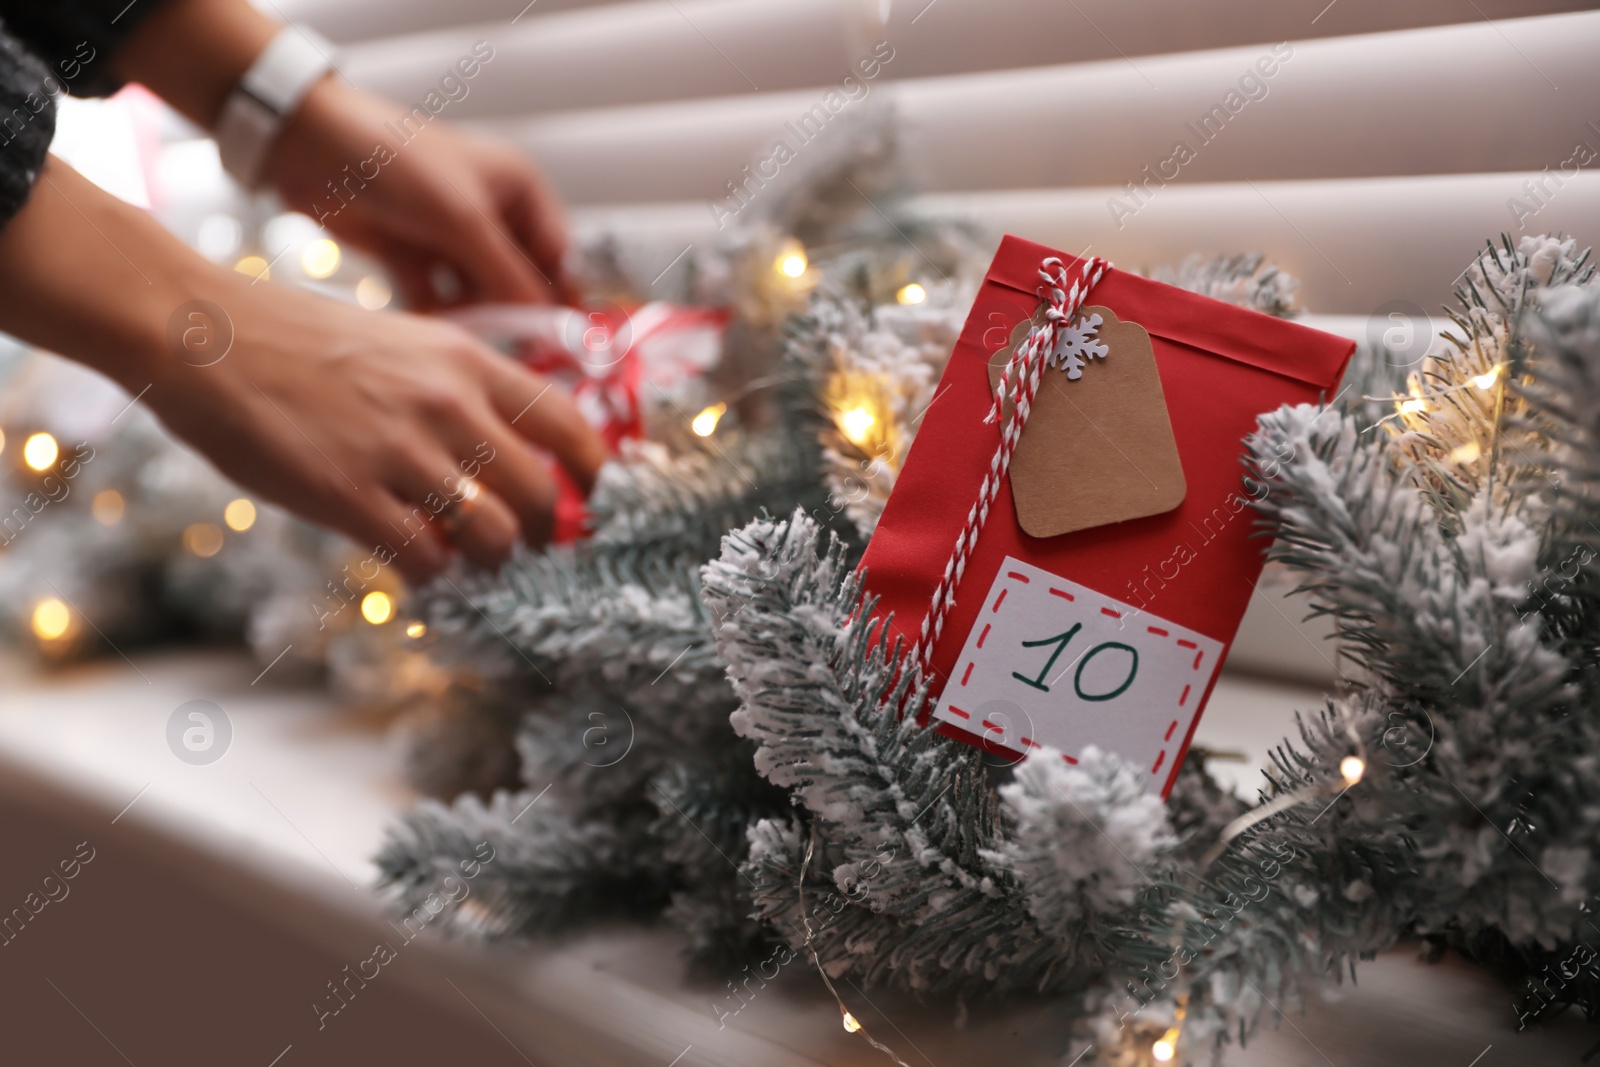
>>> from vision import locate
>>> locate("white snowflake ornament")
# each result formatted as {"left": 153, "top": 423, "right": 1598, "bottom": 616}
{"left": 1049, "top": 312, "right": 1108, "bottom": 379}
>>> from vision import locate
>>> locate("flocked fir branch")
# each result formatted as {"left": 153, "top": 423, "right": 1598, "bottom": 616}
{"left": 1146, "top": 253, "right": 1301, "bottom": 320}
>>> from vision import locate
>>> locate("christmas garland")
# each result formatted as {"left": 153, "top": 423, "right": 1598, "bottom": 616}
{"left": 378, "top": 229, "right": 1600, "bottom": 1065}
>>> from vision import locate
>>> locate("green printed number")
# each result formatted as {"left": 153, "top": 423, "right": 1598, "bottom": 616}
{"left": 1012, "top": 626, "right": 1139, "bottom": 702}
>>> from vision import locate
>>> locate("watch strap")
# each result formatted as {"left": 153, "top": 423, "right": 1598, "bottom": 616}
{"left": 215, "top": 26, "right": 336, "bottom": 188}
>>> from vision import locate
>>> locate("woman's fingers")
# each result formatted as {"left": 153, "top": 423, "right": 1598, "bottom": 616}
{"left": 444, "top": 191, "right": 557, "bottom": 306}
{"left": 450, "top": 425, "right": 560, "bottom": 549}
{"left": 384, "top": 444, "right": 523, "bottom": 572}
{"left": 340, "top": 487, "right": 449, "bottom": 585}
{"left": 438, "top": 485, "right": 521, "bottom": 572}
{"left": 482, "top": 360, "right": 609, "bottom": 494}
{"left": 372, "top": 239, "right": 445, "bottom": 312}
{"left": 498, "top": 157, "right": 574, "bottom": 303}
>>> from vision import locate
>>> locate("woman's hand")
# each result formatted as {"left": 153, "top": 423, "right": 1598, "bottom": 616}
{"left": 264, "top": 76, "right": 577, "bottom": 310}
{"left": 115, "top": 0, "right": 575, "bottom": 310}
{"left": 150, "top": 269, "right": 606, "bottom": 582}
{"left": 0, "top": 160, "right": 607, "bottom": 583}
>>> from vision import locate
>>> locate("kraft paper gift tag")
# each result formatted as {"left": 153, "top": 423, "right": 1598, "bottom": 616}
{"left": 987, "top": 306, "right": 1186, "bottom": 537}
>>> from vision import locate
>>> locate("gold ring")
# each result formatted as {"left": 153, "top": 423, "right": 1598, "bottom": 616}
{"left": 435, "top": 477, "right": 483, "bottom": 538}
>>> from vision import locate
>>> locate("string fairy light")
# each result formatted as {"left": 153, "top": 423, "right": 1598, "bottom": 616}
{"left": 22, "top": 432, "right": 58, "bottom": 471}
{"left": 1149, "top": 995, "right": 1188, "bottom": 1062}
{"left": 356, "top": 275, "right": 392, "bottom": 310}
{"left": 30, "top": 596, "right": 72, "bottom": 642}
{"left": 1396, "top": 378, "right": 1429, "bottom": 415}
{"left": 1151, "top": 1028, "right": 1179, "bottom": 1062}
{"left": 234, "top": 255, "right": 271, "bottom": 282}
{"left": 691, "top": 402, "right": 726, "bottom": 437}
{"left": 1139, "top": 738, "right": 1370, "bottom": 1062}
{"left": 1197, "top": 727, "right": 1371, "bottom": 875}
{"left": 1371, "top": 362, "right": 1508, "bottom": 427}
{"left": 839, "top": 405, "right": 877, "bottom": 446}
{"left": 1339, "top": 755, "right": 1366, "bottom": 785}
{"left": 794, "top": 831, "right": 914, "bottom": 1067}
{"left": 183, "top": 522, "right": 224, "bottom": 558}
{"left": 224, "top": 498, "right": 257, "bottom": 532}
{"left": 824, "top": 371, "right": 897, "bottom": 458}
{"left": 91, "top": 489, "right": 124, "bottom": 526}
{"left": 300, "top": 238, "right": 341, "bottom": 279}
{"left": 774, "top": 239, "right": 808, "bottom": 279}
{"left": 895, "top": 282, "right": 926, "bottom": 305}
{"left": 405, "top": 620, "right": 427, "bottom": 639}
{"left": 1471, "top": 366, "right": 1501, "bottom": 391}
{"left": 361, "top": 590, "right": 394, "bottom": 625}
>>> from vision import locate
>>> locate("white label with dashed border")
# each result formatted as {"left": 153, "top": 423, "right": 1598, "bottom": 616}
{"left": 931, "top": 556, "right": 1223, "bottom": 794}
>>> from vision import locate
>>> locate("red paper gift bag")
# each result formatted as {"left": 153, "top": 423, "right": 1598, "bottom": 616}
{"left": 858, "top": 235, "right": 1353, "bottom": 797}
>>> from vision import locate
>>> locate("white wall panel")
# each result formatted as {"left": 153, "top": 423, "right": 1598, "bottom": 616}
{"left": 570, "top": 172, "right": 1600, "bottom": 315}
{"left": 881, "top": 0, "right": 1595, "bottom": 81}
{"left": 279, "top": 0, "right": 1592, "bottom": 83}
{"left": 915, "top": 172, "right": 1600, "bottom": 315}
{"left": 485, "top": 13, "right": 1600, "bottom": 206}
{"left": 264, "top": 0, "right": 619, "bottom": 44}
{"left": 336, "top": 0, "right": 888, "bottom": 118}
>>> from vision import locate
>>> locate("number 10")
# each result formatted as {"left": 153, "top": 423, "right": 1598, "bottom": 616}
{"left": 1012, "top": 625, "right": 1139, "bottom": 702}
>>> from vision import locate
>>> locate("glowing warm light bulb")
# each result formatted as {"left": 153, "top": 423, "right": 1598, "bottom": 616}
{"left": 22, "top": 432, "right": 58, "bottom": 470}
{"left": 184, "top": 522, "right": 225, "bottom": 558}
{"left": 234, "top": 255, "right": 271, "bottom": 281}
{"left": 1471, "top": 367, "right": 1501, "bottom": 391}
{"left": 896, "top": 282, "right": 927, "bottom": 304}
{"left": 356, "top": 275, "right": 392, "bottom": 310}
{"left": 775, "top": 239, "right": 808, "bottom": 279}
{"left": 361, "top": 590, "right": 394, "bottom": 625}
{"left": 1340, "top": 755, "right": 1366, "bottom": 785}
{"left": 405, "top": 620, "right": 427, "bottom": 639}
{"left": 31, "top": 597, "right": 71, "bottom": 641}
{"left": 1152, "top": 1036, "right": 1177, "bottom": 1061}
{"left": 1449, "top": 441, "right": 1482, "bottom": 465}
{"left": 301, "top": 238, "right": 341, "bottom": 279}
{"left": 692, "top": 402, "right": 727, "bottom": 437}
{"left": 839, "top": 405, "right": 877, "bottom": 446}
{"left": 92, "top": 489, "right": 125, "bottom": 526}
{"left": 841, "top": 1009, "right": 862, "bottom": 1033}
{"left": 224, "top": 498, "right": 257, "bottom": 532}
{"left": 1399, "top": 398, "right": 1427, "bottom": 414}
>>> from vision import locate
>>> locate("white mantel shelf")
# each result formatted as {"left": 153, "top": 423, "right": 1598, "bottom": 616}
{"left": 0, "top": 649, "right": 1591, "bottom": 1066}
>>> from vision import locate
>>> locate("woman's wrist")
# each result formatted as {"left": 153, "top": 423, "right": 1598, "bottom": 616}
{"left": 127, "top": 256, "right": 251, "bottom": 396}
{"left": 114, "top": 0, "right": 278, "bottom": 130}
{"left": 0, "top": 158, "right": 231, "bottom": 393}
{"left": 261, "top": 75, "right": 387, "bottom": 211}
{"left": 213, "top": 29, "right": 338, "bottom": 188}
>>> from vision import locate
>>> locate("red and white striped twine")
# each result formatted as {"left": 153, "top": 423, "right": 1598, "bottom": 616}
{"left": 914, "top": 254, "right": 1111, "bottom": 677}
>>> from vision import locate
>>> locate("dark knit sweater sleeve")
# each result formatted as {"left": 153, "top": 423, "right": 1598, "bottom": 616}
{"left": 0, "top": 27, "right": 55, "bottom": 227}
{"left": 0, "top": 1, "right": 175, "bottom": 228}
{"left": 0, "top": 1, "right": 171, "bottom": 98}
